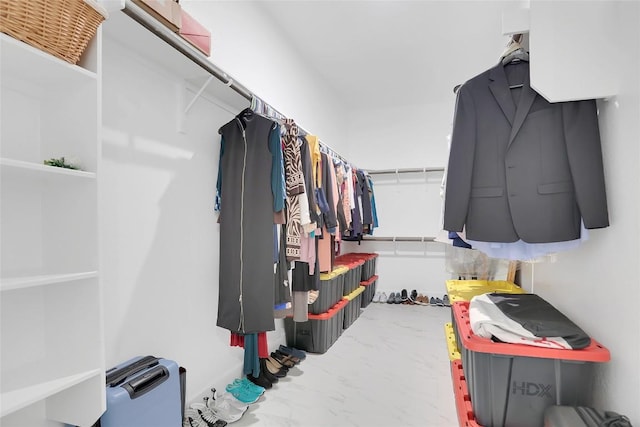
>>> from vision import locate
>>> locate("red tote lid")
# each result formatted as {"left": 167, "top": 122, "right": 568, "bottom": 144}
{"left": 307, "top": 298, "right": 349, "bottom": 320}
{"left": 360, "top": 275, "right": 379, "bottom": 286}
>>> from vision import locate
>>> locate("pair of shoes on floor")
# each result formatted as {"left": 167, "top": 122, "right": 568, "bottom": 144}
{"left": 428, "top": 294, "right": 451, "bottom": 307}
{"left": 429, "top": 295, "right": 450, "bottom": 307}
{"left": 412, "top": 293, "right": 430, "bottom": 305}
{"left": 386, "top": 290, "right": 408, "bottom": 304}
{"left": 248, "top": 358, "right": 282, "bottom": 389}
{"left": 225, "top": 378, "right": 264, "bottom": 403}
{"left": 278, "top": 345, "right": 306, "bottom": 360}
{"left": 208, "top": 388, "right": 250, "bottom": 411}
{"left": 402, "top": 289, "right": 419, "bottom": 305}
{"left": 386, "top": 292, "right": 399, "bottom": 304}
{"left": 200, "top": 388, "right": 249, "bottom": 424}
{"left": 184, "top": 407, "right": 227, "bottom": 427}
{"left": 267, "top": 354, "right": 291, "bottom": 373}
{"left": 271, "top": 350, "right": 300, "bottom": 367}
{"left": 443, "top": 294, "right": 451, "bottom": 306}
{"left": 263, "top": 356, "right": 288, "bottom": 378}
{"left": 373, "top": 292, "right": 388, "bottom": 303}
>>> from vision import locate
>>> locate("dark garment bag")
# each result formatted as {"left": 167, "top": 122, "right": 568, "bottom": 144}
{"left": 487, "top": 292, "right": 591, "bottom": 349}
{"left": 544, "top": 405, "right": 633, "bottom": 427}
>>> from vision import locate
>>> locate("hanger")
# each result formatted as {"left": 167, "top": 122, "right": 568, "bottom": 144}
{"left": 235, "top": 107, "right": 254, "bottom": 129}
{"left": 500, "top": 34, "right": 529, "bottom": 89}
{"left": 500, "top": 33, "right": 530, "bottom": 66}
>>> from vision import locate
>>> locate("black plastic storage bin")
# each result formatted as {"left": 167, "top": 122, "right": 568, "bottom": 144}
{"left": 342, "top": 286, "right": 365, "bottom": 329}
{"left": 309, "top": 266, "right": 347, "bottom": 314}
{"left": 452, "top": 302, "right": 610, "bottom": 427}
{"left": 359, "top": 274, "right": 378, "bottom": 308}
{"left": 334, "top": 258, "right": 364, "bottom": 296}
{"left": 284, "top": 299, "right": 348, "bottom": 354}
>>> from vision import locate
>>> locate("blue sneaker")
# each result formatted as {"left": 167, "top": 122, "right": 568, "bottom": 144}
{"left": 226, "top": 378, "right": 264, "bottom": 396}
{"left": 227, "top": 388, "right": 260, "bottom": 404}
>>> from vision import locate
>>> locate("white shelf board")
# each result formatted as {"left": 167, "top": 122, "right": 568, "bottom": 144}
{"left": 1, "top": 272, "right": 98, "bottom": 292}
{"left": 1, "top": 158, "right": 96, "bottom": 179}
{"left": 0, "top": 369, "right": 102, "bottom": 418}
{"left": 101, "top": 4, "right": 250, "bottom": 112}
{"left": 0, "top": 34, "right": 97, "bottom": 90}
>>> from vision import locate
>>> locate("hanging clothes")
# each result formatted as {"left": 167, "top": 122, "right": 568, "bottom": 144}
{"left": 335, "top": 162, "right": 352, "bottom": 231}
{"left": 366, "top": 174, "right": 379, "bottom": 231}
{"left": 343, "top": 167, "right": 363, "bottom": 241}
{"left": 216, "top": 109, "right": 283, "bottom": 334}
{"left": 299, "top": 137, "right": 320, "bottom": 232}
{"left": 283, "top": 119, "right": 305, "bottom": 261}
{"left": 292, "top": 238, "right": 320, "bottom": 292}
{"left": 274, "top": 224, "right": 291, "bottom": 309}
{"left": 444, "top": 61, "right": 608, "bottom": 243}
{"left": 318, "top": 153, "right": 338, "bottom": 273}
{"left": 305, "top": 134, "right": 322, "bottom": 190}
{"left": 356, "top": 169, "right": 373, "bottom": 232}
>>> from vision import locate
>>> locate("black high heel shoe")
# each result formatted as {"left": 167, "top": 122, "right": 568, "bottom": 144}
{"left": 259, "top": 358, "right": 280, "bottom": 383}
{"left": 247, "top": 366, "right": 273, "bottom": 389}
{"left": 263, "top": 357, "right": 287, "bottom": 378}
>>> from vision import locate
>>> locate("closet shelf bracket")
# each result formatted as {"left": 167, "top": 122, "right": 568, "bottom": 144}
{"left": 177, "top": 76, "right": 214, "bottom": 133}
{"left": 185, "top": 76, "right": 214, "bottom": 115}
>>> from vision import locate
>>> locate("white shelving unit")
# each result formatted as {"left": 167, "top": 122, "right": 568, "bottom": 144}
{"left": 0, "top": 31, "right": 105, "bottom": 427}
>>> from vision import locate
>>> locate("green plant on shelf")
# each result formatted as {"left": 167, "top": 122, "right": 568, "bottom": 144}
{"left": 43, "top": 157, "right": 80, "bottom": 170}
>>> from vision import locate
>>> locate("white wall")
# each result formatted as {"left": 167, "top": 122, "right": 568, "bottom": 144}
{"left": 100, "top": 2, "right": 347, "bottom": 405}
{"left": 341, "top": 5, "right": 517, "bottom": 298}
{"left": 343, "top": 102, "right": 454, "bottom": 297}
{"left": 180, "top": 0, "right": 348, "bottom": 151}
{"left": 520, "top": 1, "right": 640, "bottom": 421}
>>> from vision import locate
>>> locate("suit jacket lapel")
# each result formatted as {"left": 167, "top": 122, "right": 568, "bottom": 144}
{"left": 508, "top": 68, "right": 537, "bottom": 146}
{"left": 489, "top": 64, "right": 515, "bottom": 126}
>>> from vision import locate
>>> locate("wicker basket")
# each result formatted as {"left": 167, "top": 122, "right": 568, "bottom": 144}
{"left": 0, "top": 0, "right": 108, "bottom": 64}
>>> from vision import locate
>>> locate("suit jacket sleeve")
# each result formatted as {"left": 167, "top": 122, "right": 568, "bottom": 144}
{"left": 562, "top": 99, "right": 609, "bottom": 229}
{"left": 444, "top": 84, "right": 477, "bottom": 232}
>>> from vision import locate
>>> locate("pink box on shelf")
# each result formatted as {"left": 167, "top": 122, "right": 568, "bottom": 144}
{"left": 179, "top": 10, "right": 211, "bottom": 56}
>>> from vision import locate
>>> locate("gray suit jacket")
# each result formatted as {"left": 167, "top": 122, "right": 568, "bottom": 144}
{"left": 444, "top": 61, "right": 609, "bottom": 243}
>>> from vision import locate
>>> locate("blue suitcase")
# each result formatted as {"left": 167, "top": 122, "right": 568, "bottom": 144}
{"left": 100, "top": 355, "right": 182, "bottom": 427}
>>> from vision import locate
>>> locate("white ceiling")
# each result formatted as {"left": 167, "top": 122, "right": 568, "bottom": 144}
{"left": 257, "top": 1, "right": 527, "bottom": 108}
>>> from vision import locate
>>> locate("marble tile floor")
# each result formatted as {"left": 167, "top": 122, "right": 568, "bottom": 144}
{"left": 230, "top": 303, "right": 458, "bottom": 427}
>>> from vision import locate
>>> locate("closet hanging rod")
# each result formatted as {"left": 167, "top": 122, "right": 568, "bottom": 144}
{"left": 121, "top": 0, "right": 352, "bottom": 167}
{"left": 367, "top": 167, "right": 445, "bottom": 175}
{"left": 122, "top": 0, "right": 252, "bottom": 101}
{"left": 360, "top": 236, "right": 437, "bottom": 242}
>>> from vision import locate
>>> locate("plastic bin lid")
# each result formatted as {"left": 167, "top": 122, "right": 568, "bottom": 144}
{"left": 360, "top": 274, "right": 379, "bottom": 286}
{"left": 452, "top": 301, "right": 611, "bottom": 362}
{"left": 337, "top": 253, "right": 370, "bottom": 260}
{"left": 333, "top": 265, "right": 349, "bottom": 275}
{"left": 444, "top": 322, "right": 461, "bottom": 361}
{"left": 451, "top": 360, "right": 482, "bottom": 427}
{"left": 307, "top": 298, "right": 348, "bottom": 319}
{"left": 334, "top": 259, "right": 365, "bottom": 268}
{"left": 446, "top": 280, "right": 525, "bottom": 303}
{"left": 343, "top": 285, "right": 365, "bottom": 301}
{"left": 320, "top": 271, "right": 337, "bottom": 281}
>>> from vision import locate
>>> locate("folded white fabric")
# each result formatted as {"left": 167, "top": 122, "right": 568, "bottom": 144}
{"left": 469, "top": 293, "right": 590, "bottom": 350}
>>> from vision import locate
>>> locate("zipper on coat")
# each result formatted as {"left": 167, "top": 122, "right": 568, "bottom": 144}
{"left": 237, "top": 119, "right": 248, "bottom": 333}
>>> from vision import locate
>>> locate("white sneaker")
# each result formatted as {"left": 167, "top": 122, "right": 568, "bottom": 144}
{"left": 190, "top": 403, "right": 228, "bottom": 426}
{"left": 210, "top": 388, "right": 250, "bottom": 410}
{"left": 205, "top": 395, "right": 247, "bottom": 423}
{"left": 380, "top": 292, "right": 388, "bottom": 303}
